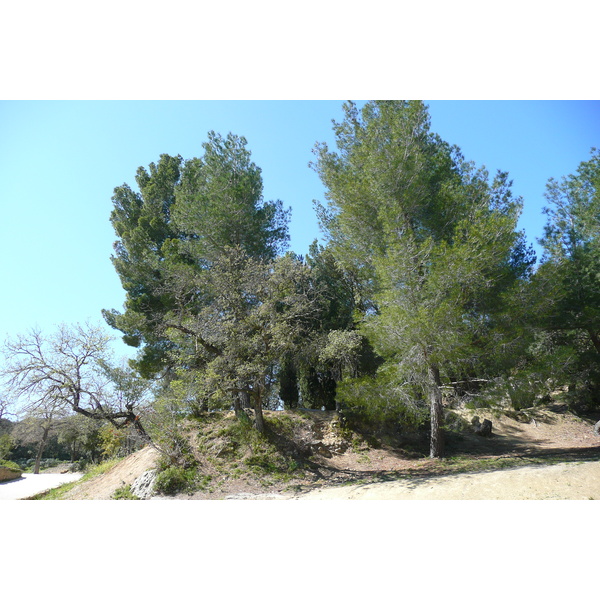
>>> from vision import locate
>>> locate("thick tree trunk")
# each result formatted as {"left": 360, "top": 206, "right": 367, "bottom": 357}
{"left": 428, "top": 364, "right": 445, "bottom": 459}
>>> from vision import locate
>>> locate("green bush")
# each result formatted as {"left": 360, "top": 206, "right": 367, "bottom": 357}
{"left": 112, "top": 485, "right": 139, "bottom": 500}
{"left": 154, "top": 465, "right": 196, "bottom": 495}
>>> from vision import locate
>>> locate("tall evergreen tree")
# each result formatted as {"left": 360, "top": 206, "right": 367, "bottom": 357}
{"left": 105, "top": 132, "right": 301, "bottom": 430}
{"left": 313, "top": 101, "right": 526, "bottom": 457}
{"left": 104, "top": 132, "right": 290, "bottom": 380}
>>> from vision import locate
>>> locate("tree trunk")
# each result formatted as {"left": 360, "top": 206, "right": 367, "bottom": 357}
{"left": 428, "top": 363, "right": 445, "bottom": 459}
{"left": 253, "top": 392, "right": 265, "bottom": 434}
{"left": 240, "top": 390, "right": 251, "bottom": 409}
{"left": 588, "top": 329, "right": 600, "bottom": 355}
{"left": 34, "top": 427, "right": 50, "bottom": 474}
{"left": 132, "top": 416, "right": 152, "bottom": 444}
{"left": 234, "top": 390, "right": 251, "bottom": 419}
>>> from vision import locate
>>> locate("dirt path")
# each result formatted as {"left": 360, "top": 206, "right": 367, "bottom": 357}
{"left": 0, "top": 473, "right": 83, "bottom": 500}
{"left": 293, "top": 460, "right": 600, "bottom": 500}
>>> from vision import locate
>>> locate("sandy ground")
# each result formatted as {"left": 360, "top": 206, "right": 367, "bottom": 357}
{"left": 292, "top": 460, "right": 600, "bottom": 500}
{"left": 0, "top": 472, "right": 83, "bottom": 500}
{"left": 61, "top": 446, "right": 160, "bottom": 500}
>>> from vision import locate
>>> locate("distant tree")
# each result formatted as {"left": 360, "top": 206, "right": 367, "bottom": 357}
{"left": 12, "top": 401, "right": 70, "bottom": 473}
{"left": 312, "top": 101, "right": 527, "bottom": 457}
{"left": 0, "top": 403, "right": 15, "bottom": 461}
{"left": 57, "top": 413, "right": 103, "bottom": 462}
{"left": 0, "top": 428, "right": 13, "bottom": 461}
{"left": 0, "top": 323, "right": 152, "bottom": 442}
{"left": 533, "top": 148, "right": 600, "bottom": 407}
{"left": 0, "top": 397, "right": 8, "bottom": 421}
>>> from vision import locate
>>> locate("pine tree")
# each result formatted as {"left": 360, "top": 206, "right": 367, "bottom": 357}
{"left": 313, "top": 101, "right": 525, "bottom": 457}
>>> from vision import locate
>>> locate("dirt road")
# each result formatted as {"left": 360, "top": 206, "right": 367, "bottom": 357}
{"left": 294, "top": 460, "right": 600, "bottom": 500}
{"left": 0, "top": 473, "right": 83, "bottom": 500}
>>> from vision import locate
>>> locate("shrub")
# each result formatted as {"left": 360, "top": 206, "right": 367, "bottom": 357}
{"left": 99, "top": 424, "right": 127, "bottom": 458}
{"left": 154, "top": 465, "right": 196, "bottom": 495}
{"left": 112, "top": 485, "right": 139, "bottom": 500}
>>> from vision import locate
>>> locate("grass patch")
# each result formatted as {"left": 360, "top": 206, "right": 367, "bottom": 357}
{"left": 191, "top": 412, "right": 308, "bottom": 486}
{"left": 154, "top": 465, "right": 198, "bottom": 495}
{"left": 112, "top": 485, "right": 140, "bottom": 500}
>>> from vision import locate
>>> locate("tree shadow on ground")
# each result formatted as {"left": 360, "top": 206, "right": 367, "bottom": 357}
{"left": 293, "top": 435, "right": 600, "bottom": 491}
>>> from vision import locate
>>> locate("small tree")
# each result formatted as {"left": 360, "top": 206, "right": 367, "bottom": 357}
{"left": 12, "top": 401, "right": 69, "bottom": 473}
{"left": 57, "top": 413, "right": 103, "bottom": 462}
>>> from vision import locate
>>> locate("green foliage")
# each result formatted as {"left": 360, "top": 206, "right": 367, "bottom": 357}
{"left": 145, "top": 395, "right": 196, "bottom": 467}
{"left": 337, "top": 369, "right": 428, "bottom": 429}
{"left": 154, "top": 465, "right": 197, "bottom": 495}
{"left": 278, "top": 354, "right": 299, "bottom": 409}
{"left": 174, "top": 131, "right": 290, "bottom": 262}
{"left": 99, "top": 424, "right": 127, "bottom": 458}
{"left": 0, "top": 433, "right": 13, "bottom": 461}
{"left": 298, "top": 365, "right": 337, "bottom": 410}
{"left": 57, "top": 413, "right": 103, "bottom": 462}
{"left": 104, "top": 133, "right": 291, "bottom": 378}
{"left": 532, "top": 148, "right": 600, "bottom": 408}
{"left": 196, "top": 413, "right": 303, "bottom": 480}
{"left": 112, "top": 485, "right": 140, "bottom": 500}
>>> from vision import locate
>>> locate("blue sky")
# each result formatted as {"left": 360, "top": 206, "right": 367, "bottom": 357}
{"left": 1, "top": 100, "right": 599, "bottom": 357}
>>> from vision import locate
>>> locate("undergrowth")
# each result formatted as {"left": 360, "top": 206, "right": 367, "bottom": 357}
{"left": 191, "top": 412, "right": 309, "bottom": 486}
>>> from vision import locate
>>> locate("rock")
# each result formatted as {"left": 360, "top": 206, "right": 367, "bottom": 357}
{"left": 0, "top": 466, "right": 22, "bottom": 482}
{"left": 310, "top": 441, "right": 333, "bottom": 458}
{"left": 472, "top": 416, "right": 493, "bottom": 437}
{"left": 130, "top": 469, "right": 157, "bottom": 500}
{"left": 594, "top": 420, "right": 600, "bottom": 436}
{"left": 479, "top": 419, "right": 493, "bottom": 436}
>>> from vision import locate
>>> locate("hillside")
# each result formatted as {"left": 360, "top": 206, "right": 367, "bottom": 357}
{"left": 53, "top": 403, "right": 600, "bottom": 500}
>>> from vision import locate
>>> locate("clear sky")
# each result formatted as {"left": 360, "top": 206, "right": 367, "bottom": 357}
{"left": 1, "top": 100, "right": 599, "bottom": 357}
